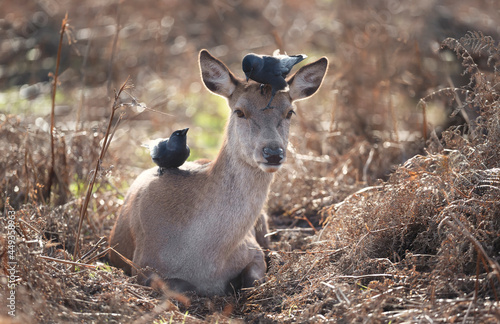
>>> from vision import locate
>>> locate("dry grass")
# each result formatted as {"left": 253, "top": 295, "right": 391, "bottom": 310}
{"left": 1, "top": 1, "right": 500, "bottom": 323}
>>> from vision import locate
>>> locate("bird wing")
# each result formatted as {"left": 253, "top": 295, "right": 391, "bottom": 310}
{"left": 273, "top": 50, "right": 308, "bottom": 77}
{"left": 280, "top": 55, "right": 307, "bottom": 74}
{"left": 259, "top": 56, "right": 282, "bottom": 77}
{"left": 142, "top": 138, "right": 168, "bottom": 157}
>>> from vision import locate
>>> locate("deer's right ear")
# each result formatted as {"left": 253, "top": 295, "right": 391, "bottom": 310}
{"left": 199, "top": 50, "right": 238, "bottom": 98}
{"left": 288, "top": 57, "right": 328, "bottom": 102}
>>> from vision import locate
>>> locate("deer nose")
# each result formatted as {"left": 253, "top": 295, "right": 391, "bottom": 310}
{"left": 263, "top": 147, "right": 284, "bottom": 165}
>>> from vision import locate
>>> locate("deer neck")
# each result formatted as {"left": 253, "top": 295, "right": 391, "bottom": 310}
{"left": 205, "top": 140, "right": 273, "bottom": 243}
{"left": 210, "top": 141, "right": 274, "bottom": 199}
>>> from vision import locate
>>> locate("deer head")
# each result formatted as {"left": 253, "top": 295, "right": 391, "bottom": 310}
{"left": 199, "top": 50, "right": 328, "bottom": 173}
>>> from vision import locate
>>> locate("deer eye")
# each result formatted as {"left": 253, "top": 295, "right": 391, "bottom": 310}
{"left": 234, "top": 109, "right": 246, "bottom": 119}
{"left": 286, "top": 110, "right": 296, "bottom": 120}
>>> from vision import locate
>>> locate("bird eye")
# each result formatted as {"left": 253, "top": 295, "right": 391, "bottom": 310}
{"left": 234, "top": 109, "right": 246, "bottom": 119}
{"left": 286, "top": 110, "right": 296, "bottom": 120}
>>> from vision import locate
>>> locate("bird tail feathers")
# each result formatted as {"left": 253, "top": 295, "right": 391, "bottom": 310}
{"left": 273, "top": 49, "right": 308, "bottom": 62}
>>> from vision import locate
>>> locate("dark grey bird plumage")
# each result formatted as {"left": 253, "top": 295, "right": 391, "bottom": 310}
{"left": 148, "top": 128, "right": 190, "bottom": 175}
{"left": 242, "top": 50, "right": 307, "bottom": 110}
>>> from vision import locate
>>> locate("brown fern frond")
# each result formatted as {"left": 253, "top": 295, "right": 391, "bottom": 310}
{"left": 441, "top": 36, "right": 480, "bottom": 84}
{"left": 460, "top": 31, "right": 496, "bottom": 57}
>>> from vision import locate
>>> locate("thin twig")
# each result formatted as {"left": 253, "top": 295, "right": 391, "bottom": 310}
{"left": 332, "top": 274, "right": 394, "bottom": 280}
{"left": 418, "top": 99, "right": 428, "bottom": 142}
{"left": 250, "top": 247, "right": 346, "bottom": 255}
{"left": 18, "top": 218, "right": 41, "bottom": 234}
{"left": 78, "top": 236, "right": 106, "bottom": 262}
{"left": 39, "top": 255, "right": 97, "bottom": 269}
{"left": 103, "top": 112, "right": 124, "bottom": 154}
{"left": 107, "top": 246, "right": 141, "bottom": 274}
{"left": 86, "top": 247, "right": 113, "bottom": 265}
{"left": 73, "top": 77, "right": 130, "bottom": 263}
{"left": 265, "top": 228, "right": 315, "bottom": 237}
{"left": 296, "top": 257, "right": 320, "bottom": 289}
{"left": 72, "top": 312, "right": 128, "bottom": 318}
{"left": 47, "top": 13, "right": 69, "bottom": 202}
{"left": 362, "top": 147, "right": 375, "bottom": 183}
{"left": 106, "top": 3, "right": 121, "bottom": 98}
{"left": 321, "top": 282, "right": 351, "bottom": 305}
{"left": 462, "top": 289, "right": 475, "bottom": 324}
{"left": 296, "top": 215, "right": 318, "bottom": 233}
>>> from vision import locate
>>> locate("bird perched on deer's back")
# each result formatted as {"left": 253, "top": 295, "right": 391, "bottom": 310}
{"left": 145, "top": 128, "right": 190, "bottom": 175}
{"left": 242, "top": 50, "right": 307, "bottom": 110}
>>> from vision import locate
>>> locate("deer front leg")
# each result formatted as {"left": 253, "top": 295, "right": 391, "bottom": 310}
{"left": 240, "top": 249, "right": 266, "bottom": 288}
{"left": 225, "top": 234, "right": 267, "bottom": 293}
{"left": 254, "top": 212, "right": 270, "bottom": 249}
{"left": 239, "top": 212, "right": 270, "bottom": 287}
{"left": 239, "top": 233, "right": 267, "bottom": 289}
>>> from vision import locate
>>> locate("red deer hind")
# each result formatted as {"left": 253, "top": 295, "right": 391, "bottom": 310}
{"left": 109, "top": 49, "right": 328, "bottom": 295}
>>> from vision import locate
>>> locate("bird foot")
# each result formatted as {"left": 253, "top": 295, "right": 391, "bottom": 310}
{"left": 260, "top": 84, "right": 265, "bottom": 95}
{"left": 262, "top": 92, "right": 276, "bottom": 111}
{"left": 157, "top": 167, "right": 165, "bottom": 176}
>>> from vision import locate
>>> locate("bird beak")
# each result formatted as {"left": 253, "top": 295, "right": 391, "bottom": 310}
{"left": 245, "top": 68, "right": 253, "bottom": 82}
{"left": 181, "top": 128, "right": 189, "bottom": 135}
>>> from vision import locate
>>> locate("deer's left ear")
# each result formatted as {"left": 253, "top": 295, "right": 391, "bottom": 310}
{"left": 288, "top": 57, "right": 328, "bottom": 101}
{"left": 199, "top": 49, "right": 239, "bottom": 98}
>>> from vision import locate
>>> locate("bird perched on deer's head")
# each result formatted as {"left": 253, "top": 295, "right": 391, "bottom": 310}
{"left": 242, "top": 50, "right": 307, "bottom": 110}
{"left": 144, "top": 128, "right": 190, "bottom": 175}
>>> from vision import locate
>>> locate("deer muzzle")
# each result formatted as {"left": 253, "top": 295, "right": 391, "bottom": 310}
{"left": 262, "top": 147, "right": 284, "bottom": 165}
